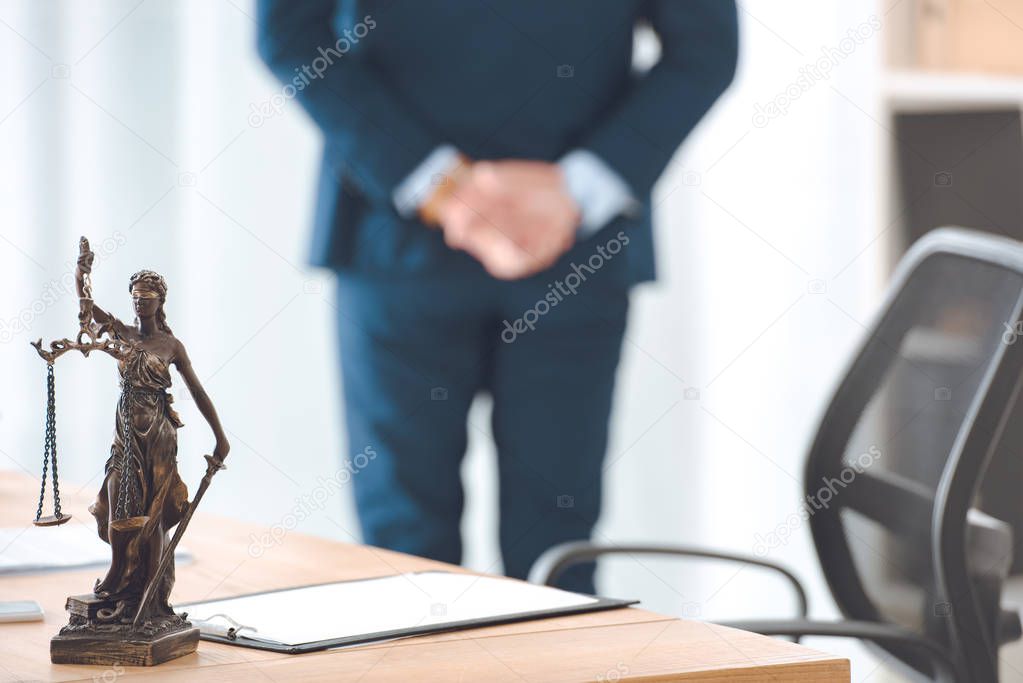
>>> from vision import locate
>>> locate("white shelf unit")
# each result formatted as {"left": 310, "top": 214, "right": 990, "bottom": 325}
{"left": 883, "top": 69, "right": 1023, "bottom": 113}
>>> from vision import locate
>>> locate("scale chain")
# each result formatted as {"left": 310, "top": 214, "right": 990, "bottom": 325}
{"left": 34, "top": 365, "right": 55, "bottom": 522}
{"left": 49, "top": 364, "right": 62, "bottom": 518}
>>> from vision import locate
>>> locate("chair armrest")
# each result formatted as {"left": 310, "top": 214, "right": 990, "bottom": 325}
{"left": 528, "top": 541, "right": 808, "bottom": 618}
{"left": 719, "top": 618, "right": 960, "bottom": 682}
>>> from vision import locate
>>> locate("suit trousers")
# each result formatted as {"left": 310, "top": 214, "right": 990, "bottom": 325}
{"left": 335, "top": 256, "right": 629, "bottom": 593}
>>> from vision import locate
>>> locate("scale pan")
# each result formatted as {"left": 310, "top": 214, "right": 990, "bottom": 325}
{"left": 33, "top": 513, "right": 72, "bottom": 527}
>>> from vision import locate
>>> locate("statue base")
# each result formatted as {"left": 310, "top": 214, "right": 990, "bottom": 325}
{"left": 50, "top": 594, "right": 198, "bottom": 666}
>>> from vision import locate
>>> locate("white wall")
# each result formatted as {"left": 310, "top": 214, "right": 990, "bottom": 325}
{"left": 0, "top": 1, "right": 892, "bottom": 679}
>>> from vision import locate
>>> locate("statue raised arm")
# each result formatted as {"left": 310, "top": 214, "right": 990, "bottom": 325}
{"left": 75, "top": 237, "right": 96, "bottom": 343}
{"left": 75, "top": 236, "right": 130, "bottom": 343}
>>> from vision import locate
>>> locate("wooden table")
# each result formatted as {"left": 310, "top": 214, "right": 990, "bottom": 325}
{"left": 0, "top": 472, "right": 849, "bottom": 681}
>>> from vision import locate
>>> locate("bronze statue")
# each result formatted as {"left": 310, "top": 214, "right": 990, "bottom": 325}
{"left": 33, "top": 237, "right": 229, "bottom": 666}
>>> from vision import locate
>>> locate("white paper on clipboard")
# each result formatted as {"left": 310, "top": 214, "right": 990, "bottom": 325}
{"left": 184, "top": 570, "right": 604, "bottom": 647}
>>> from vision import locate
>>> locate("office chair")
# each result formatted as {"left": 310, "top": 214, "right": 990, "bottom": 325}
{"left": 530, "top": 228, "right": 1023, "bottom": 682}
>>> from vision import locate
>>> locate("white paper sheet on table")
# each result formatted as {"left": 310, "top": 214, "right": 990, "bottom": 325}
{"left": 183, "top": 570, "right": 619, "bottom": 649}
{"left": 0, "top": 524, "right": 190, "bottom": 575}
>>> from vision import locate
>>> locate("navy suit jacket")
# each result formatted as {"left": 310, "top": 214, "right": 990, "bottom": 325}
{"left": 257, "top": 0, "right": 738, "bottom": 286}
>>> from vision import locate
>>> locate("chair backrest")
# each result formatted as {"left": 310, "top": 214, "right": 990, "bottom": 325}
{"left": 806, "top": 228, "right": 1023, "bottom": 682}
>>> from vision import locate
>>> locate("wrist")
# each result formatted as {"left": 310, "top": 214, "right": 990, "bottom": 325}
{"left": 418, "top": 153, "right": 471, "bottom": 227}
{"left": 556, "top": 166, "right": 583, "bottom": 231}
{"left": 558, "top": 149, "right": 637, "bottom": 236}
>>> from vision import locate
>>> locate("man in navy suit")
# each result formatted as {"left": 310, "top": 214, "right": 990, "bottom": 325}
{"left": 257, "top": 0, "right": 737, "bottom": 593}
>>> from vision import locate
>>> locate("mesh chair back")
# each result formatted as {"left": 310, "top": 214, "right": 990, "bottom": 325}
{"left": 806, "top": 229, "right": 1023, "bottom": 681}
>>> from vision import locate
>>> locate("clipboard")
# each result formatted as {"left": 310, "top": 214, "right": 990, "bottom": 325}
{"left": 178, "top": 570, "right": 637, "bottom": 654}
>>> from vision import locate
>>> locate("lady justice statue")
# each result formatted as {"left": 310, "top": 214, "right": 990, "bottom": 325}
{"left": 34, "top": 238, "right": 229, "bottom": 666}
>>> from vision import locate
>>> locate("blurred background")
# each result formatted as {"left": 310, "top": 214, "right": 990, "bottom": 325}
{"left": 2, "top": 1, "right": 1022, "bottom": 680}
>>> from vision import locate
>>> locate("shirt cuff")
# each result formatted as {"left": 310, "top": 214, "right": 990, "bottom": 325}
{"left": 392, "top": 145, "right": 462, "bottom": 218}
{"left": 558, "top": 149, "right": 639, "bottom": 238}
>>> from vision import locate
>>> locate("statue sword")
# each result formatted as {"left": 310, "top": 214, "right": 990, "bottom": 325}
{"left": 132, "top": 454, "right": 225, "bottom": 631}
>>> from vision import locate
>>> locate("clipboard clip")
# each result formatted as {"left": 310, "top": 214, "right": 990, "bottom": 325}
{"left": 189, "top": 612, "right": 257, "bottom": 640}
